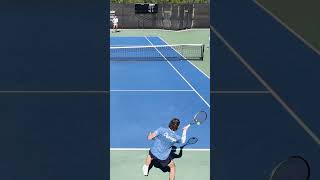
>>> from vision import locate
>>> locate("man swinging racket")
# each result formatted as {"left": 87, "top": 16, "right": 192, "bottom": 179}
{"left": 142, "top": 118, "right": 190, "bottom": 180}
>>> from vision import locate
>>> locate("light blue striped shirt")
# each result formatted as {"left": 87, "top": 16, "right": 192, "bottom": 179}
{"left": 150, "top": 127, "right": 181, "bottom": 160}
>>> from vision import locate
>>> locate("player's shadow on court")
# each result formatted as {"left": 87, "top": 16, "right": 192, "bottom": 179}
{"left": 148, "top": 146, "right": 184, "bottom": 173}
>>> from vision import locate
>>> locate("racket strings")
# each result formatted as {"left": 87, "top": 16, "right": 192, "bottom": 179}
{"left": 187, "top": 137, "right": 198, "bottom": 145}
{"left": 194, "top": 111, "right": 207, "bottom": 124}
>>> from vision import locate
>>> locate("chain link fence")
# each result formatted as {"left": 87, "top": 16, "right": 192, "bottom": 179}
{"left": 110, "top": 3, "right": 209, "bottom": 30}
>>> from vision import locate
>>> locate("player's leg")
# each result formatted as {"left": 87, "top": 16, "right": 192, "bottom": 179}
{"left": 113, "top": 24, "right": 117, "bottom": 32}
{"left": 168, "top": 160, "right": 176, "bottom": 180}
{"left": 145, "top": 154, "right": 152, "bottom": 166}
{"left": 142, "top": 153, "right": 153, "bottom": 176}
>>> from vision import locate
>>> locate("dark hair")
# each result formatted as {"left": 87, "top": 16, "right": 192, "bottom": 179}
{"left": 168, "top": 118, "right": 180, "bottom": 131}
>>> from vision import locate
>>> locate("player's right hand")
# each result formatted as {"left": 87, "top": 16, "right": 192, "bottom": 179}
{"left": 148, "top": 132, "right": 155, "bottom": 140}
{"left": 182, "top": 124, "right": 190, "bottom": 130}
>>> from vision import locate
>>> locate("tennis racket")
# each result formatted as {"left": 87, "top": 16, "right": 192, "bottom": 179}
{"left": 187, "top": 111, "right": 207, "bottom": 127}
{"left": 181, "top": 137, "right": 198, "bottom": 148}
{"left": 269, "top": 156, "right": 310, "bottom": 180}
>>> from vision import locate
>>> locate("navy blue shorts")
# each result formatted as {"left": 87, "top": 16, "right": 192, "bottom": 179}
{"left": 149, "top": 150, "right": 172, "bottom": 167}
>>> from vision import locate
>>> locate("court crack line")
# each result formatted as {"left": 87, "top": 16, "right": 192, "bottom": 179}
{"left": 211, "top": 25, "right": 320, "bottom": 145}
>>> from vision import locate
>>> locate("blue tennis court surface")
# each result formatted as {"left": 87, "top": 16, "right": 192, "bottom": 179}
{"left": 110, "top": 36, "right": 210, "bottom": 149}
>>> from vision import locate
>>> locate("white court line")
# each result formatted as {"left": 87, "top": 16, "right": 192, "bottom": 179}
{"left": 110, "top": 148, "right": 210, "bottom": 152}
{"left": 144, "top": 36, "right": 210, "bottom": 108}
{"left": 158, "top": 36, "right": 210, "bottom": 79}
{"left": 253, "top": 0, "right": 320, "bottom": 56}
{"left": 111, "top": 90, "right": 194, "bottom": 92}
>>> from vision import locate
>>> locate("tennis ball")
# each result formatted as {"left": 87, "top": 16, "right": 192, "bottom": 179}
{"left": 196, "top": 122, "right": 201, "bottom": 125}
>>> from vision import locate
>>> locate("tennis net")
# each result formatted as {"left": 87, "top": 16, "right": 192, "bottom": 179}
{"left": 110, "top": 44, "right": 204, "bottom": 61}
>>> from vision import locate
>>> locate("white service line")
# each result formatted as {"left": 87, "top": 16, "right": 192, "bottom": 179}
{"left": 110, "top": 148, "right": 210, "bottom": 152}
{"left": 144, "top": 36, "right": 210, "bottom": 108}
{"left": 158, "top": 36, "right": 210, "bottom": 79}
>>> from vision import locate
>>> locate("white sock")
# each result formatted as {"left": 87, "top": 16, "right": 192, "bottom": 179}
{"left": 143, "top": 165, "right": 148, "bottom": 175}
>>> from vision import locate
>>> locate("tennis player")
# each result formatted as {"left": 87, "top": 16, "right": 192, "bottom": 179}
{"left": 112, "top": 16, "right": 119, "bottom": 33}
{"left": 142, "top": 118, "right": 190, "bottom": 180}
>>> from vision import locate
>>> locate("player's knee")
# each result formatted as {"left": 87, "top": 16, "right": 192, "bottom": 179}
{"left": 169, "top": 161, "right": 175, "bottom": 168}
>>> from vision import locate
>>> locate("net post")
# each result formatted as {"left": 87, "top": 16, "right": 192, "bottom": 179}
{"left": 201, "top": 44, "right": 205, "bottom": 60}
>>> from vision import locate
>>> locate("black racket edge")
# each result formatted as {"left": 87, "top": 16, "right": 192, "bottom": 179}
{"left": 194, "top": 111, "right": 207, "bottom": 119}
{"left": 190, "top": 111, "right": 207, "bottom": 125}
{"left": 270, "top": 156, "right": 311, "bottom": 179}
{"left": 291, "top": 156, "right": 311, "bottom": 180}
{"left": 187, "top": 137, "right": 198, "bottom": 144}
{"left": 180, "top": 137, "right": 198, "bottom": 148}
{"left": 269, "top": 156, "right": 311, "bottom": 180}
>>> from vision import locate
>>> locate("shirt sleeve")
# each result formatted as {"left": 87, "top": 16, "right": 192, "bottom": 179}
{"left": 154, "top": 127, "right": 162, "bottom": 136}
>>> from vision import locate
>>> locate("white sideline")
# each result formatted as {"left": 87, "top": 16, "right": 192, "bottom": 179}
{"left": 144, "top": 36, "right": 210, "bottom": 108}
{"left": 158, "top": 36, "right": 210, "bottom": 79}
